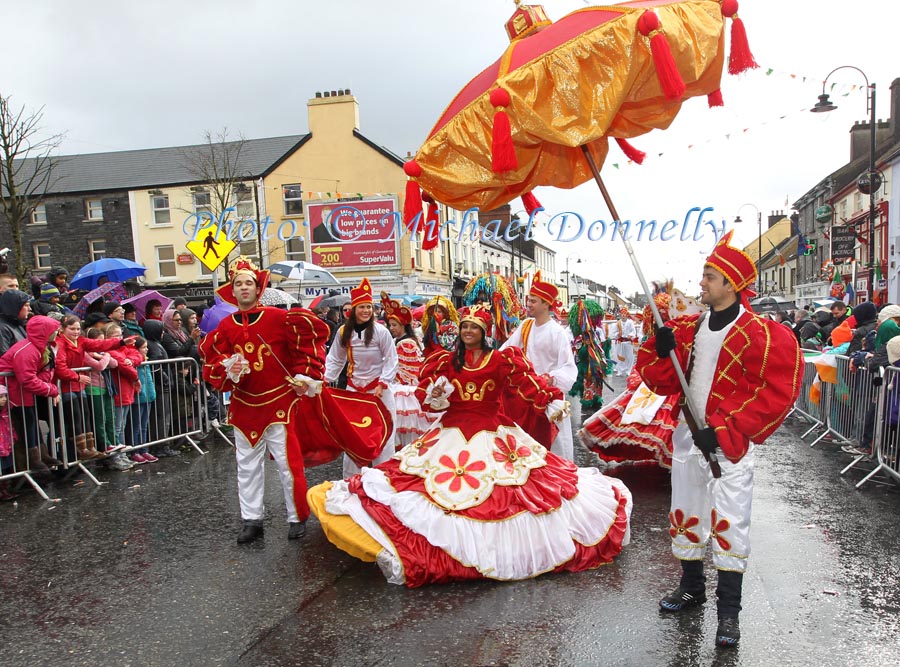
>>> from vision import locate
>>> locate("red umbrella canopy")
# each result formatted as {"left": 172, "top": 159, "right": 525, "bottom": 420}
{"left": 405, "top": 0, "right": 754, "bottom": 213}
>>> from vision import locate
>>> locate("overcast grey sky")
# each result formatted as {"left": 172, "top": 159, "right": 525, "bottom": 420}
{"left": 1, "top": 0, "right": 895, "bottom": 295}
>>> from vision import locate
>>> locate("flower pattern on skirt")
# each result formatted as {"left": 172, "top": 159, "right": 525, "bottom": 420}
{"left": 492, "top": 433, "right": 532, "bottom": 475}
{"left": 434, "top": 450, "right": 487, "bottom": 493}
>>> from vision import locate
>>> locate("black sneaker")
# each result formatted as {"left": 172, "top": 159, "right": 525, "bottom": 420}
{"left": 287, "top": 521, "right": 307, "bottom": 540}
{"left": 659, "top": 586, "right": 706, "bottom": 612}
{"left": 715, "top": 616, "right": 740, "bottom": 648}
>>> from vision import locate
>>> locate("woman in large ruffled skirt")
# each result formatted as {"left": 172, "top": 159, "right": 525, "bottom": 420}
{"left": 579, "top": 369, "right": 678, "bottom": 469}
{"left": 308, "top": 306, "right": 632, "bottom": 587}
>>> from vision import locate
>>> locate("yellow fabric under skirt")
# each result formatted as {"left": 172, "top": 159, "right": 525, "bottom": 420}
{"left": 307, "top": 481, "right": 381, "bottom": 563}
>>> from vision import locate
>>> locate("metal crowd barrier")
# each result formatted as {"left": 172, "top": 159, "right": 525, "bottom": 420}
{"left": 790, "top": 352, "right": 900, "bottom": 489}
{"left": 855, "top": 364, "right": 900, "bottom": 488}
{"left": 0, "top": 356, "right": 213, "bottom": 502}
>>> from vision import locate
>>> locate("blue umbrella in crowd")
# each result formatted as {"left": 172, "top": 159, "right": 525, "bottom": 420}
{"left": 200, "top": 297, "right": 237, "bottom": 334}
{"left": 70, "top": 257, "right": 147, "bottom": 290}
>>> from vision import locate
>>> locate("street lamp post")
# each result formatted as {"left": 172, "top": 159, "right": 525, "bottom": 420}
{"left": 811, "top": 66, "right": 882, "bottom": 302}
{"left": 734, "top": 203, "right": 762, "bottom": 293}
{"left": 563, "top": 253, "right": 582, "bottom": 305}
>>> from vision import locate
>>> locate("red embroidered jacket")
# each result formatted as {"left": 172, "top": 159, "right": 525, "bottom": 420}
{"left": 200, "top": 307, "right": 328, "bottom": 445}
{"left": 637, "top": 311, "right": 802, "bottom": 463}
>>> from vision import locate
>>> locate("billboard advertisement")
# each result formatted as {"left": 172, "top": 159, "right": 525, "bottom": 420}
{"left": 307, "top": 197, "right": 400, "bottom": 271}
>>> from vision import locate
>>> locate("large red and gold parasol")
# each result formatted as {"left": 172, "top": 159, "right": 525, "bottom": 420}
{"left": 404, "top": 0, "right": 758, "bottom": 478}
{"left": 404, "top": 0, "right": 753, "bottom": 213}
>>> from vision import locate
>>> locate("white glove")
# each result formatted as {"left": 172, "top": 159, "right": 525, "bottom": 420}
{"left": 545, "top": 399, "right": 571, "bottom": 423}
{"left": 222, "top": 353, "right": 250, "bottom": 384}
{"left": 292, "top": 374, "right": 324, "bottom": 397}
{"left": 424, "top": 376, "right": 455, "bottom": 410}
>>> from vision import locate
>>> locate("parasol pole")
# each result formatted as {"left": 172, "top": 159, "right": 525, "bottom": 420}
{"left": 580, "top": 146, "right": 721, "bottom": 477}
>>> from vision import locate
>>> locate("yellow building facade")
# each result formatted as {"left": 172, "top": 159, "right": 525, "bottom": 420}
{"left": 129, "top": 90, "right": 452, "bottom": 301}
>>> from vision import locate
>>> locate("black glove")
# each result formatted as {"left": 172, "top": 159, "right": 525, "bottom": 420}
{"left": 872, "top": 376, "right": 884, "bottom": 388}
{"left": 693, "top": 427, "right": 719, "bottom": 456}
{"left": 655, "top": 326, "right": 676, "bottom": 359}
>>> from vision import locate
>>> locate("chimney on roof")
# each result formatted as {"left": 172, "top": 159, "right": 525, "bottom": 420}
{"left": 308, "top": 88, "right": 360, "bottom": 134}
{"left": 850, "top": 118, "right": 892, "bottom": 162}
{"left": 315, "top": 91, "right": 322, "bottom": 98}
{"left": 891, "top": 78, "right": 900, "bottom": 143}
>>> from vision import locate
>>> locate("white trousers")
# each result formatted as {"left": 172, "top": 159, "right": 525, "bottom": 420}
{"left": 342, "top": 387, "right": 397, "bottom": 478}
{"left": 616, "top": 342, "right": 635, "bottom": 377}
{"left": 235, "top": 423, "right": 301, "bottom": 523}
{"left": 669, "top": 423, "right": 754, "bottom": 573}
{"left": 550, "top": 417, "right": 574, "bottom": 461}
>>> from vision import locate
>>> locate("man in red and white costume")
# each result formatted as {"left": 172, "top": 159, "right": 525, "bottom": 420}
{"left": 200, "top": 257, "right": 331, "bottom": 543}
{"left": 637, "top": 231, "right": 801, "bottom": 648}
{"left": 501, "top": 271, "right": 576, "bottom": 460}
{"left": 201, "top": 258, "right": 392, "bottom": 545}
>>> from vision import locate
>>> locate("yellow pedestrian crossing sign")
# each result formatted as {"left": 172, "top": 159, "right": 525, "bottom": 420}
{"left": 186, "top": 223, "right": 236, "bottom": 271}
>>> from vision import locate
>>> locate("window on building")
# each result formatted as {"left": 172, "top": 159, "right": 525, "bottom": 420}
{"left": 285, "top": 237, "right": 306, "bottom": 262}
{"left": 30, "top": 204, "right": 47, "bottom": 225}
{"left": 89, "top": 239, "right": 106, "bottom": 262}
{"left": 238, "top": 240, "right": 260, "bottom": 264}
{"left": 85, "top": 199, "right": 103, "bottom": 221}
{"left": 192, "top": 191, "right": 211, "bottom": 215}
{"left": 429, "top": 244, "right": 436, "bottom": 270}
{"left": 283, "top": 184, "right": 303, "bottom": 216}
{"left": 414, "top": 237, "right": 422, "bottom": 270}
{"left": 234, "top": 186, "right": 254, "bottom": 219}
{"left": 469, "top": 246, "right": 476, "bottom": 273}
{"left": 152, "top": 195, "right": 171, "bottom": 225}
{"left": 156, "top": 245, "right": 176, "bottom": 278}
{"left": 33, "top": 242, "right": 51, "bottom": 270}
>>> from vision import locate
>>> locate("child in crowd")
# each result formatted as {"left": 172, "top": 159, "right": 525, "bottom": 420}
{"left": 84, "top": 327, "right": 129, "bottom": 470}
{"left": 130, "top": 337, "right": 158, "bottom": 463}
{"left": 105, "top": 323, "right": 145, "bottom": 466}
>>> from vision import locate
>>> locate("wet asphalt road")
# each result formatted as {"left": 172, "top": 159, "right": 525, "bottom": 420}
{"left": 2, "top": 376, "right": 900, "bottom": 667}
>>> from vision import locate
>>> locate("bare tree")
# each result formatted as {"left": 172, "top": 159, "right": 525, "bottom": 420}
{"left": 0, "top": 94, "right": 64, "bottom": 281}
{"left": 180, "top": 128, "right": 254, "bottom": 275}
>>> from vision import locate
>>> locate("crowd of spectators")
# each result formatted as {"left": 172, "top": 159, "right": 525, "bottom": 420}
{"left": 0, "top": 270, "right": 209, "bottom": 500}
{"left": 759, "top": 298, "right": 900, "bottom": 460}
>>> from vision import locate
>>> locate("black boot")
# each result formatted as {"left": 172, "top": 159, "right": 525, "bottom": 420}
{"left": 716, "top": 570, "right": 743, "bottom": 617}
{"left": 659, "top": 560, "right": 707, "bottom": 612}
{"left": 715, "top": 570, "right": 743, "bottom": 647}
{"left": 287, "top": 521, "right": 306, "bottom": 540}
{"left": 237, "top": 521, "right": 264, "bottom": 544}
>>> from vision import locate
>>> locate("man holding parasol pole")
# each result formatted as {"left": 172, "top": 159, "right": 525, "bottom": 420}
{"left": 638, "top": 232, "right": 801, "bottom": 647}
